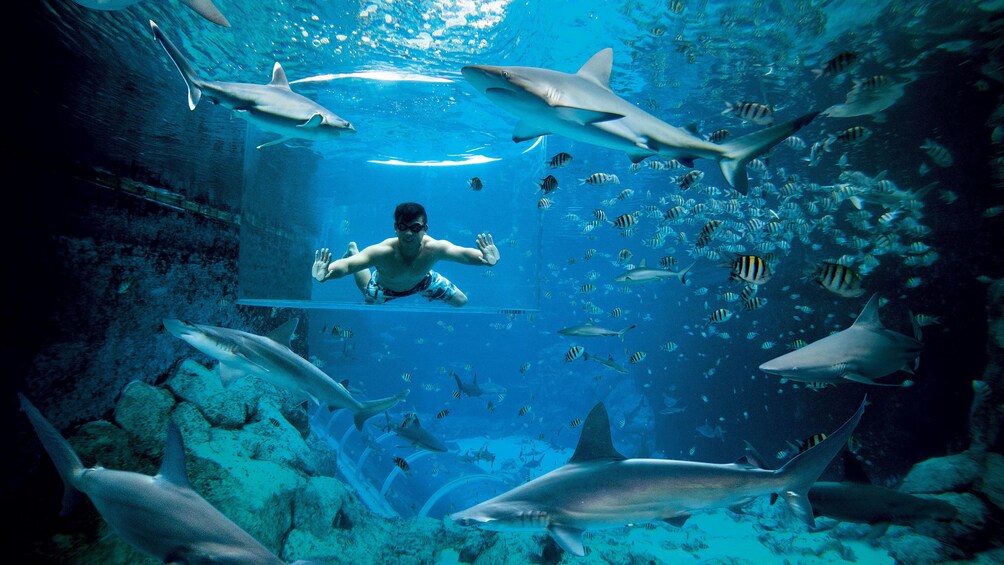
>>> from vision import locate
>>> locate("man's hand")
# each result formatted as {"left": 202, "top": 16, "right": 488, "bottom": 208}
{"left": 477, "top": 233, "right": 500, "bottom": 266}
{"left": 313, "top": 248, "right": 332, "bottom": 281}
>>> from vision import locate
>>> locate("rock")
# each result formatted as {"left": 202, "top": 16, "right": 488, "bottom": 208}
{"left": 884, "top": 530, "right": 964, "bottom": 564}
{"left": 979, "top": 452, "right": 1004, "bottom": 511}
{"left": 113, "top": 380, "right": 175, "bottom": 458}
{"left": 71, "top": 419, "right": 149, "bottom": 475}
{"left": 911, "top": 492, "right": 988, "bottom": 548}
{"left": 900, "top": 453, "right": 981, "bottom": 494}
{"left": 165, "top": 359, "right": 265, "bottom": 428}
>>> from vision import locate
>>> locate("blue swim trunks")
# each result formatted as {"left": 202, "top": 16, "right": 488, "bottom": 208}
{"left": 363, "top": 270, "right": 459, "bottom": 304}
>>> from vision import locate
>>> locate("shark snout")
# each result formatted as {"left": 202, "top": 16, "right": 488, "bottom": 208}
{"left": 163, "top": 318, "right": 195, "bottom": 338}
{"left": 461, "top": 65, "right": 511, "bottom": 91}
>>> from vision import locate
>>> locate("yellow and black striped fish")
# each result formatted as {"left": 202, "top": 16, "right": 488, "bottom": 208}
{"left": 834, "top": 125, "right": 871, "bottom": 144}
{"left": 678, "top": 170, "right": 704, "bottom": 190}
{"left": 393, "top": 456, "right": 410, "bottom": 472}
{"left": 519, "top": 361, "right": 531, "bottom": 374}
{"left": 796, "top": 433, "right": 827, "bottom": 453}
{"left": 810, "top": 261, "right": 865, "bottom": 298}
{"left": 518, "top": 404, "right": 532, "bottom": 416}
{"left": 813, "top": 51, "right": 858, "bottom": 78}
{"left": 538, "top": 174, "right": 559, "bottom": 194}
{"left": 565, "top": 345, "right": 586, "bottom": 362}
{"left": 728, "top": 254, "right": 772, "bottom": 285}
{"left": 629, "top": 351, "right": 647, "bottom": 364}
{"left": 436, "top": 409, "right": 450, "bottom": 419}
{"left": 537, "top": 197, "right": 554, "bottom": 209}
{"left": 569, "top": 417, "right": 582, "bottom": 428}
{"left": 722, "top": 101, "right": 774, "bottom": 125}
{"left": 707, "top": 128, "right": 731, "bottom": 143}
{"left": 695, "top": 219, "right": 722, "bottom": 249}
{"left": 663, "top": 206, "right": 685, "bottom": 221}
{"left": 612, "top": 213, "right": 638, "bottom": 229}
{"left": 547, "top": 151, "right": 573, "bottom": 168}
{"left": 708, "top": 308, "right": 733, "bottom": 324}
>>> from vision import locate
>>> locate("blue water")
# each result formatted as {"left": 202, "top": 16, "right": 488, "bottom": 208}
{"left": 17, "top": 0, "right": 1004, "bottom": 561}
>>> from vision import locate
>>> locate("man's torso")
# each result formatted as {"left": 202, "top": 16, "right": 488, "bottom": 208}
{"left": 370, "top": 237, "right": 443, "bottom": 291}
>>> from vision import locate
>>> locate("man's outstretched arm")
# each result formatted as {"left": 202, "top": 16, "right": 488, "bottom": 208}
{"left": 440, "top": 233, "right": 499, "bottom": 266}
{"left": 313, "top": 245, "right": 375, "bottom": 281}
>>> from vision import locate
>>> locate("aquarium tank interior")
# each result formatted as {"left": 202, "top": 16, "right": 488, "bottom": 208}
{"left": 6, "top": 0, "right": 1004, "bottom": 563}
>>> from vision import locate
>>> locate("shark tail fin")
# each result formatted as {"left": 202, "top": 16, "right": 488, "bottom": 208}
{"left": 19, "top": 393, "right": 86, "bottom": 517}
{"left": 775, "top": 397, "right": 866, "bottom": 527}
{"left": 150, "top": 21, "right": 203, "bottom": 110}
{"left": 719, "top": 111, "right": 819, "bottom": 195}
{"left": 679, "top": 261, "right": 696, "bottom": 286}
{"left": 353, "top": 390, "right": 411, "bottom": 431}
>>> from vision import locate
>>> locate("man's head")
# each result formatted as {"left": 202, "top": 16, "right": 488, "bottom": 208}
{"left": 394, "top": 202, "right": 427, "bottom": 234}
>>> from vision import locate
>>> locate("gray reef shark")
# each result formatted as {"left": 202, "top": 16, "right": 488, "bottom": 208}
{"left": 74, "top": 0, "right": 229, "bottom": 27}
{"left": 585, "top": 353, "right": 629, "bottom": 374}
{"left": 386, "top": 413, "right": 448, "bottom": 452}
{"left": 451, "top": 398, "right": 866, "bottom": 556}
{"left": 461, "top": 49, "right": 818, "bottom": 194}
{"left": 612, "top": 260, "right": 695, "bottom": 286}
{"left": 163, "top": 318, "right": 408, "bottom": 430}
{"left": 558, "top": 323, "right": 636, "bottom": 338}
{"left": 453, "top": 371, "right": 507, "bottom": 398}
{"left": 150, "top": 20, "right": 354, "bottom": 149}
{"left": 759, "top": 293, "right": 922, "bottom": 387}
{"left": 19, "top": 393, "right": 323, "bottom": 565}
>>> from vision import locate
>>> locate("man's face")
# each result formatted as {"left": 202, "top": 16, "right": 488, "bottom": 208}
{"left": 395, "top": 218, "right": 427, "bottom": 243}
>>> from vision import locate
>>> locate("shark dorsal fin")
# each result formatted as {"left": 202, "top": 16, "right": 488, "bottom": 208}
{"left": 159, "top": 421, "right": 194, "bottom": 490}
{"left": 569, "top": 403, "right": 626, "bottom": 463}
{"left": 267, "top": 318, "right": 299, "bottom": 346}
{"left": 576, "top": 48, "right": 613, "bottom": 90}
{"left": 851, "top": 294, "right": 883, "bottom": 331}
{"left": 842, "top": 451, "right": 872, "bottom": 484}
{"left": 638, "top": 259, "right": 647, "bottom": 268}
{"left": 269, "top": 62, "right": 292, "bottom": 90}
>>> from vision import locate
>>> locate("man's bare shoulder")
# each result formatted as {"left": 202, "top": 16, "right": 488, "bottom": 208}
{"left": 363, "top": 238, "right": 398, "bottom": 255}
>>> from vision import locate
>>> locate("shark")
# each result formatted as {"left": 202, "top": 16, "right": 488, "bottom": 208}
{"left": 385, "top": 414, "right": 448, "bottom": 452}
{"left": 18, "top": 393, "right": 324, "bottom": 565}
{"left": 74, "top": 0, "right": 229, "bottom": 27}
{"left": 451, "top": 398, "right": 866, "bottom": 556}
{"left": 558, "top": 323, "right": 636, "bottom": 338}
{"left": 758, "top": 293, "right": 923, "bottom": 387}
{"left": 452, "top": 371, "right": 507, "bottom": 398}
{"left": 585, "top": 353, "right": 629, "bottom": 374}
{"left": 150, "top": 20, "right": 355, "bottom": 149}
{"left": 163, "top": 318, "right": 408, "bottom": 430}
{"left": 612, "top": 260, "right": 695, "bottom": 286}
{"left": 461, "top": 49, "right": 818, "bottom": 195}
{"left": 744, "top": 447, "right": 957, "bottom": 538}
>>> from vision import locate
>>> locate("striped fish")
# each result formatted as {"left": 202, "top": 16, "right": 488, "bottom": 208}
{"left": 722, "top": 101, "right": 774, "bottom": 125}
{"left": 518, "top": 404, "right": 532, "bottom": 416}
{"left": 565, "top": 345, "right": 586, "bottom": 362}
{"left": 727, "top": 254, "right": 772, "bottom": 285}
{"left": 613, "top": 213, "right": 638, "bottom": 229}
{"left": 580, "top": 172, "right": 620, "bottom": 185}
{"left": 629, "top": 351, "right": 647, "bottom": 364}
{"left": 537, "top": 197, "right": 554, "bottom": 209}
{"left": 812, "top": 51, "right": 859, "bottom": 78}
{"left": 742, "top": 297, "right": 767, "bottom": 311}
{"left": 678, "top": 170, "right": 704, "bottom": 190}
{"left": 708, "top": 308, "right": 733, "bottom": 324}
{"left": 707, "top": 128, "right": 731, "bottom": 143}
{"left": 921, "top": 139, "right": 953, "bottom": 167}
{"left": 809, "top": 261, "right": 865, "bottom": 298}
{"left": 436, "top": 409, "right": 450, "bottom": 419}
{"left": 538, "top": 174, "right": 559, "bottom": 194}
{"left": 569, "top": 417, "right": 582, "bottom": 428}
{"left": 547, "top": 151, "right": 573, "bottom": 168}
{"left": 833, "top": 126, "right": 871, "bottom": 144}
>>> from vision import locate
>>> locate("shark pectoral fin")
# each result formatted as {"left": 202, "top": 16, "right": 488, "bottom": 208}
{"left": 299, "top": 113, "right": 325, "bottom": 128}
{"left": 551, "top": 105, "right": 624, "bottom": 125}
{"left": 665, "top": 513, "right": 690, "bottom": 527}
{"left": 781, "top": 491, "right": 815, "bottom": 527}
{"left": 548, "top": 524, "right": 585, "bottom": 556}
{"left": 178, "top": 0, "right": 230, "bottom": 27}
{"left": 511, "top": 120, "right": 551, "bottom": 143}
{"left": 217, "top": 363, "right": 247, "bottom": 387}
{"left": 256, "top": 136, "right": 292, "bottom": 149}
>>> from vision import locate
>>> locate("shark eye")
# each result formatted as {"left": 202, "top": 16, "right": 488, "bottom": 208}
{"left": 502, "top": 70, "right": 511, "bottom": 79}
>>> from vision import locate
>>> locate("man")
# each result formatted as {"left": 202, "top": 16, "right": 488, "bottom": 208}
{"left": 312, "top": 202, "right": 500, "bottom": 307}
